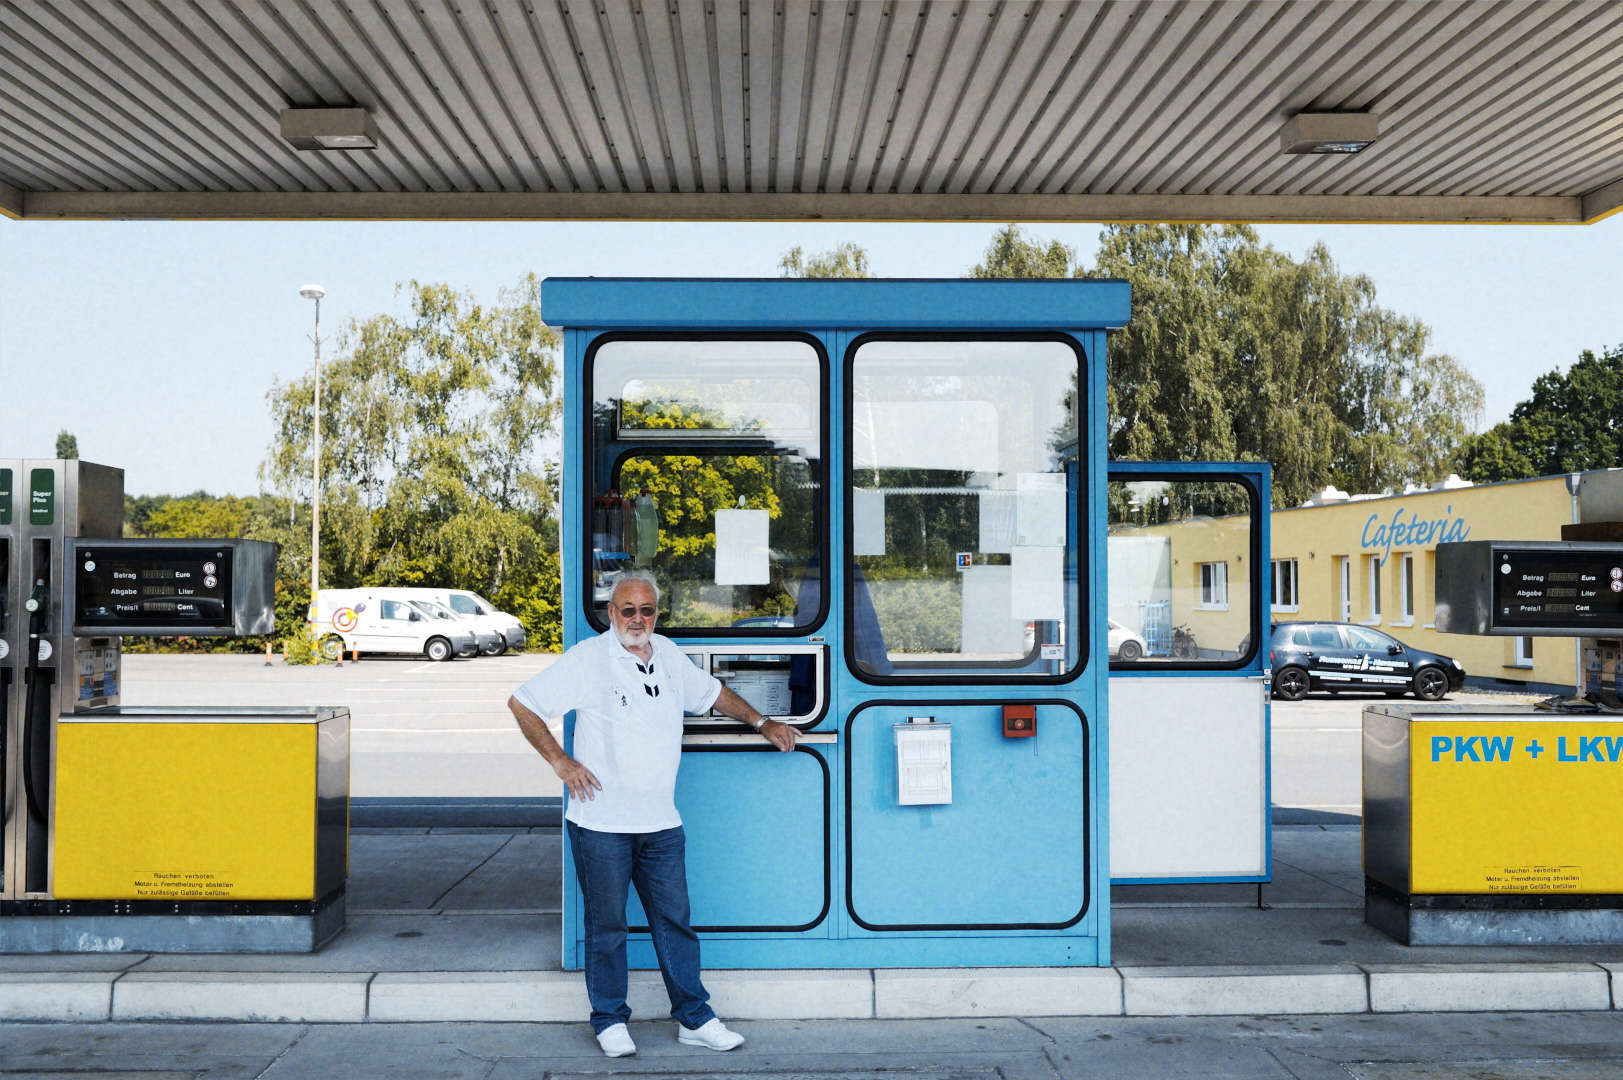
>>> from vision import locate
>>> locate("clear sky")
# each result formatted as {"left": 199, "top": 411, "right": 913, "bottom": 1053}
{"left": 2, "top": 213, "right": 1617, "bottom": 496}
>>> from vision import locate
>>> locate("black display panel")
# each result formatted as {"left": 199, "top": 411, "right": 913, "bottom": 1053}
{"left": 75, "top": 545, "right": 234, "bottom": 630}
{"left": 1491, "top": 548, "right": 1623, "bottom": 630}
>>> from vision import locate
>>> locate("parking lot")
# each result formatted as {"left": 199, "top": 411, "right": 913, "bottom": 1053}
{"left": 120, "top": 654, "right": 1544, "bottom": 810}
{"left": 121, "top": 652, "right": 563, "bottom": 799}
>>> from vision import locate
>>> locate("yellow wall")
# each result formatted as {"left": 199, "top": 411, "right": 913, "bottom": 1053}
{"left": 1270, "top": 476, "right": 1577, "bottom": 688}
{"left": 1112, "top": 514, "right": 1254, "bottom": 654}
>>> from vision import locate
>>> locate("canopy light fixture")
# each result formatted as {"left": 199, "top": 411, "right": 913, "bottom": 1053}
{"left": 1280, "top": 111, "right": 1379, "bottom": 155}
{"left": 280, "top": 107, "right": 378, "bottom": 150}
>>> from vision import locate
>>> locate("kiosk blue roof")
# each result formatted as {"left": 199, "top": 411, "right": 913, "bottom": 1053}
{"left": 540, "top": 277, "right": 1131, "bottom": 330}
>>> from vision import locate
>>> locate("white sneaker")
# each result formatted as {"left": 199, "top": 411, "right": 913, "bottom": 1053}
{"left": 596, "top": 1023, "right": 636, "bottom": 1057}
{"left": 677, "top": 1017, "right": 745, "bottom": 1051}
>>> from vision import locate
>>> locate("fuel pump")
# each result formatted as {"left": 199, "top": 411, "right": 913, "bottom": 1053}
{"left": 1364, "top": 526, "right": 1623, "bottom": 945}
{"left": 1, "top": 459, "right": 346, "bottom": 953}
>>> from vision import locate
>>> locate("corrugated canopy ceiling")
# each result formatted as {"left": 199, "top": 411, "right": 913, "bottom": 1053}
{"left": 2, "top": 0, "right": 1620, "bottom": 223}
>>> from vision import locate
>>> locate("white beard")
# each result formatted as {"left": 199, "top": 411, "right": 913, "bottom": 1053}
{"left": 616, "top": 625, "right": 651, "bottom": 650}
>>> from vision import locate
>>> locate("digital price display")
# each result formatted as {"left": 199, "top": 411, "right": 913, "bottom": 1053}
{"left": 75, "top": 545, "right": 234, "bottom": 630}
{"left": 1492, "top": 549, "right": 1623, "bottom": 630}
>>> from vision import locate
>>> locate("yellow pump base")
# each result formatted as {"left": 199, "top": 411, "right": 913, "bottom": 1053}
{"left": 1363, "top": 703, "right": 1623, "bottom": 945}
{"left": 0, "top": 707, "right": 350, "bottom": 954}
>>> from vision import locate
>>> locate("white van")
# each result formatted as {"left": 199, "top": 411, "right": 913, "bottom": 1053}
{"left": 311, "top": 588, "right": 478, "bottom": 662}
{"left": 380, "top": 587, "right": 526, "bottom": 654}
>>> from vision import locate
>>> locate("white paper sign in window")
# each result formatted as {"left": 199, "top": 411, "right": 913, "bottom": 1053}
{"left": 853, "top": 489, "right": 887, "bottom": 556}
{"left": 714, "top": 509, "right": 770, "bottom": 585}
{"left": 978, "top": 489, "right": 1017, "bottom": 554}
{"left": 1016, "top": 472, "right": 1068, "bottom": 547}
{"left": 1011, "top": 544, "right": 1064, "bottom": 620}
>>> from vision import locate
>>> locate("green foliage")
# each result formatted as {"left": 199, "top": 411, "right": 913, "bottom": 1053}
{"left": 866, "top": 574, "right": 961, "bottom": 654}
{"left": 260, "top": 274, "right": 564, "bottom": 648}
{"left": 280, "top": 623, "right": 327, "bottom": 666}
{"left": 969, "top": 224, "right": 1079, "bottom": 278}
{"left": 779, "top": 242, "right": 871, "bottom": 278}
{"left": 56, "top": 430, "right": 79, "bottom": 459}
{"left": 1456, "top": 343, "right": 1623, "bottom": 482}
{"left": 1084, "top": 224, "right": 1484, "bottom": 506}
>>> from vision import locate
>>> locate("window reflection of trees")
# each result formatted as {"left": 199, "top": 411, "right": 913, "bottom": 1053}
{"left": 590, "top": 363, "right": 823, "bottom": 631}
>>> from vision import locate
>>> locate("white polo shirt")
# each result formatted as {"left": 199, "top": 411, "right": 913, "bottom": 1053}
{"left": 512, "top": 628, "right": 721, "bottom": 833}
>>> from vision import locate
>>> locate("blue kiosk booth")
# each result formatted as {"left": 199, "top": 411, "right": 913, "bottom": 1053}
{"left": 542, "top": 278, "right": 1271, "bottom": 970}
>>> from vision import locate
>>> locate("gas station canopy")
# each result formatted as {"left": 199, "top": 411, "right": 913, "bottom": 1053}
{"left": 2, "top": 0, "right": 1620, "bottom": 224}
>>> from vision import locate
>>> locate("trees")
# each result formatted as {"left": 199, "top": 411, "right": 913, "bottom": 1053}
{"left": 969, "top": 224, "right": 1080, "bottom": 278}
{"left": 778, "top": 242, "right": 871, "bottom": 278}
{"left": 1087, "top": 224, "right": 1483, "bottom": 506}
{"left": 1456, "top": 344, "right": 1623, "bottom": 482}
{"left": 263, "top": 274, "right": 564, "bottom": 649}
{"left": 55, "top": 430, "right": 78, "bottom": 459}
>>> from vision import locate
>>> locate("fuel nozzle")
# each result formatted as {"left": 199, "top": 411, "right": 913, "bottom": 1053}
{"left": 25, "top": 577, "right": 47, "bottom": 614}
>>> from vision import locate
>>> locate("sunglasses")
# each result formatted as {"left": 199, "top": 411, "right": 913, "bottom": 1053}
{"left": 617, "top": 604, "right": 657, "bottom": 619}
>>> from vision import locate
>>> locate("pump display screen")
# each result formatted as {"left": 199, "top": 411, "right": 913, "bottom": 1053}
{"left": 75, "top": 546, "right": 234, "bottom": 630}
{"left": 1491, "top": 548, "right": 1623, "bottom": 630}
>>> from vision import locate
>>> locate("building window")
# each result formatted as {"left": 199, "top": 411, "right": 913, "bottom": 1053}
{"left": 1271, "top": 558, "right": 1298, "bottom": 612}
{"left": 1513, "top": 636, "right": 1534, "bottom": 668}
{"left": 1366, "top": 555, "right": 1382, "bottom": 621}
{"left": 1199, "top": 561, "right": 1228, "bottom": 609}
{"left": 1399, "top": 554, "right": 1414, "bottom": 623}
{"left": 1338, "top": 557, "right": 1351, "bottom": 622}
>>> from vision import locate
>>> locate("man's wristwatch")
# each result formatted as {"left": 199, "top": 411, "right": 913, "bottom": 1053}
{"left": 753, "top": 715, "right": 769, "bottom": 731}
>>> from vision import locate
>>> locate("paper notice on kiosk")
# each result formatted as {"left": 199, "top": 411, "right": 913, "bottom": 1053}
{"left": 714, "top": 508, "right": 770, "bottom": 584}
{"left": 1016, "top": 472, "right": 1067, "bottom": 547}
{"left": 853, "top": 490, "right": 886, "bottom": 556}
{"left": 1011, "top": 545, "right": 1063, "bottom": 620}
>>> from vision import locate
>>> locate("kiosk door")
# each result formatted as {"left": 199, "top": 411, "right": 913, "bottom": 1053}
{"left": 1106, "top": 462, "right": 1271, "bottom": 882}
{"left": 838, "top": 333, "right": 1105, "bottom": 966}
{"left": 570, "top": 332, "right": 837, "bottom": 969}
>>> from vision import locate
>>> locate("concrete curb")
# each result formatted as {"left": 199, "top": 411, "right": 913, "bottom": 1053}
{"left": 0, "top": 972, "right": 116, "bottom": 1021}
{"left": 6, "top": 964, "right": 1623, "bottom": 1022}
{"left": 111, "top": 972, "right": 372, "bottom": 1022}
{"left": 1120, "top": 965, "right": 1368, "bottom": 1016}
{"left": 1363, "top": 963, "right": 1614, "bottom": 1013}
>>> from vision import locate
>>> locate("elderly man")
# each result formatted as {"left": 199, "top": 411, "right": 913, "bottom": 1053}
{"left": 508, "top": 571, "right": 797, "bottom": 1057}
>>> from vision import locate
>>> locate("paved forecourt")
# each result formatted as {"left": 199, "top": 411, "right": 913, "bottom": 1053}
{"left": 119, "top": 652, "right": 565, "bottom": 800}
{"left": 5, "top": 825, "right": 1622, "bottom": 1024}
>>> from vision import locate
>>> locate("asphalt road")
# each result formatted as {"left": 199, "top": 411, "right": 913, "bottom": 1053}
{"left": 119, "top": 654, "right": 1543, "bottom": 810}
{"left": 120, "top": 652, "right": 564, "bottom": 800}
{"left": 1266, "top": 684, "right": 1542, "bottom": 816}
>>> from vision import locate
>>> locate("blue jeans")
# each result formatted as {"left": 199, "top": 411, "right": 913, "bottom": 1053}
{"left": 567, "top": 822, "right": 715, "bottom": 1033}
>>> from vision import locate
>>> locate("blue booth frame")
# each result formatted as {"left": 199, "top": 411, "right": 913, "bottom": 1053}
{"left": 1106, "top": 460, "right": 1273, "bottom": 887}
{"left": 543, "top": 278, "right": 1131, "bottom": 969}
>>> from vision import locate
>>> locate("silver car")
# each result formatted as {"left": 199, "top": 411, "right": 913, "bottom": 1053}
{"left": 410, "top": 600, "right": 489, "bottom": 657}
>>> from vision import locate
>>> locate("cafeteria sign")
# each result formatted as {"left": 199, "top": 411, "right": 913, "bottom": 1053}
{"left": 1361, "top": 504, "right": 1470, "bottom": 566}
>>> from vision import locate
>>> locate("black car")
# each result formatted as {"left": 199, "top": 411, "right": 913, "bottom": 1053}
{"left": 1269, "top": 621, "right": 1466, "bottom": 702}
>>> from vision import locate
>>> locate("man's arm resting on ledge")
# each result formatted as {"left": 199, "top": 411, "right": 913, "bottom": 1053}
{"left": 508, "top": 695, "right": 602, "bottom": 800}
{"left": 711, "top": 685, "right": 798, "bottom": 751}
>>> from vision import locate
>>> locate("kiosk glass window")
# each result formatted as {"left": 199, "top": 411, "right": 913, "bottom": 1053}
{"left": 847, "top": 337, "right": 1082, "bottom": 679}
{"left": 589, "top": 338, "right": 824, "bottom": 631}
{"left": 1107, "top": 478, "right": 1257, "bottom": 665}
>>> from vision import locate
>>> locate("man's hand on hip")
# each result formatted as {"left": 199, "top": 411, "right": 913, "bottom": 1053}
{"left": 554, "top": 756, "right": 603, "bottom": 800}
{"left": 760, "top": 719, "right": 798, "bottom": 752}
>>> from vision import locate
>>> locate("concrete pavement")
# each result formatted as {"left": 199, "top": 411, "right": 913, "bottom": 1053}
{"left": 6, "top": 1009, "right": 1623, "bottom": 1078}
{"left": 5, "top": 824, "right": 1623, "bottom": 1025}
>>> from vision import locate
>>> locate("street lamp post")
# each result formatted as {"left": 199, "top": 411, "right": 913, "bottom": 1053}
{"left": 300, "top": 284, "right": 326, "bottom": 618}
